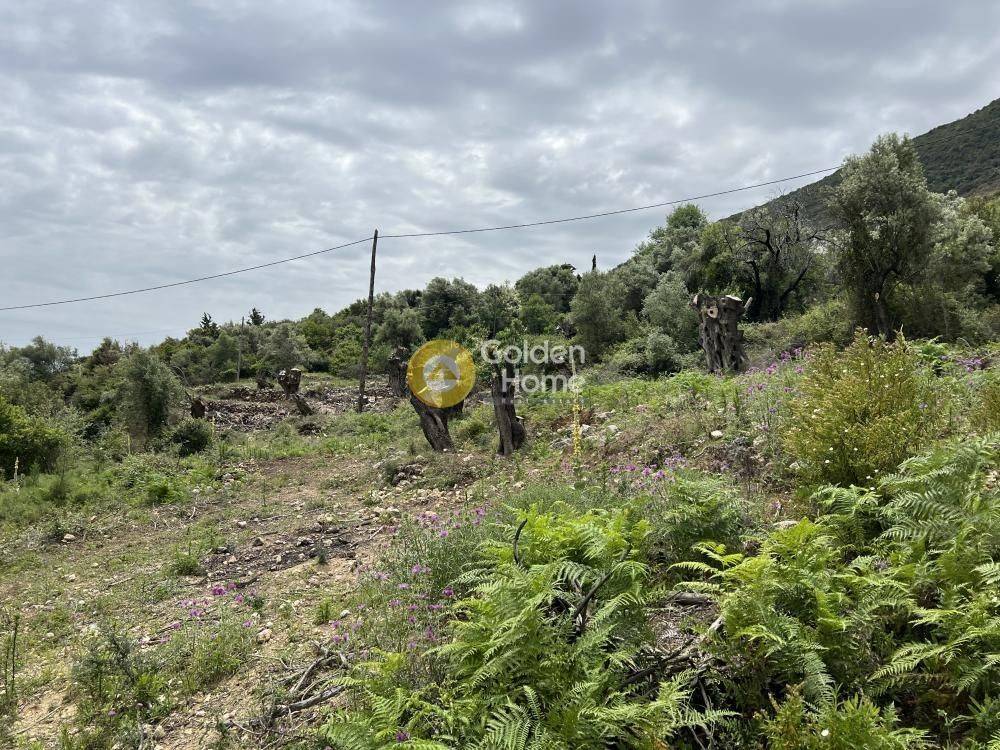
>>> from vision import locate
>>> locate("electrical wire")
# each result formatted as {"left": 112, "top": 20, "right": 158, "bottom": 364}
{"left": 0, "top": 166, "right": 838, "bottom": 312}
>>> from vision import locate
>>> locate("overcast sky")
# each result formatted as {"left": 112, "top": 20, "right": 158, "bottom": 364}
{"left": 2, "top": 1, "right": 998, "bottom": 350}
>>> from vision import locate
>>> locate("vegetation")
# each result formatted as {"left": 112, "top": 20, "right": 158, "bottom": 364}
{"left": 2, "top": 124, "right": 1000, "bottom": 747}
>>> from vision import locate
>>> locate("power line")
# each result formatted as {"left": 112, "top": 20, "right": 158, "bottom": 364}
{"left": 0, "top": 238, "right": 371, "bottom": 312}
{"left": 381, "top": 167, "right": 838, "bottom": 239}
{"left": 1, "top": 166, "right": 838, "bottom": 312}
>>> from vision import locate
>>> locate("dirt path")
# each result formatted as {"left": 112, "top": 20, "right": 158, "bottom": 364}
{"left": 5, "top": 449, "right": 475, "bottom": 749}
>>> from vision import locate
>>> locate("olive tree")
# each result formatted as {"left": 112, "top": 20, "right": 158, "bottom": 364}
{"left": 830, "top": 134, "right": 940, "bottom": 339}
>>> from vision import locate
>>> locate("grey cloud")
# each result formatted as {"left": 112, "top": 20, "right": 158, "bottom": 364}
{"left": 1, "top": 0, "right": 999, "bottom": 350}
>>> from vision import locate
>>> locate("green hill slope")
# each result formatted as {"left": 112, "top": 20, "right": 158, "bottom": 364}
{"left": 745, "top": 97, "right": 1000, "bottom": 221}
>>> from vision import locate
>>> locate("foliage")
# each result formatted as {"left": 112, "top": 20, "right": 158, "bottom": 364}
{"left": 1, "top": 607, "right": 18, "bottom": 729}
{"left": 260, "top": 322, "right": 313, "bottom": 373}
{"left": 830, "top": 133, "right": 940, "bottom": 338}
{"left": 570, "top": 271, "right": 629, "bottom": 358}
{"left": 324, "top": 506, "right": 724, "bottom": 748}
{"left": 636, "top": 203, "right": 708, "bottom": 280}
{"left": 115, "top": 349, "right": 184, "bottom": 445}
{"left": 783, "top": 332, "right": 942, "bottom": 486}
{"left": 764, "top": 690, "right": 927, "bottom": 750}
{"left": 519, "top": 293, "right": 559, "bottom": 335}
{"left": 0, "top": 394, "right": 67, "bottom": 476}
{"left": 478, "top": 283, "right": 519, "bottom": 336}
{"left": 720, "top": 201, "right": 826, "bottom": 321}
{"left": 0, "top": 335, "right": 76, "bottom": 381}
{"left": 743, "top": 296, "right": 854, "bottom": 361}
{"left": 643, "top": 330, "right": 681, "bottom": 375}
{"left": 678, "top": 521, "right": 899, "bottom": 707}
{"left": 420, "top": 277, "right": 483, "bottom": 338}
{"left": 375, "top": 306, "right": 425, "bottom": 353}
{"left": 642, "top": 271, "right": 699, "bottom": 352}
{"left": 871, "top": 437, "right": 1000, "bottom": 712}
{"left": 632, "top": 470, "right": 745, "bottom": 568}
{"left": 970, "top": 368, "right": 1000, "bottom": 433}
{"left": 515, "top": 264, "right": 578, "bottom": 313}
{"left": 168, "top": 418, "right": 214, "bottom": 456}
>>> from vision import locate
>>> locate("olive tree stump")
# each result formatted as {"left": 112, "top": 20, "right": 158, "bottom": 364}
{"left": 190, "top": 396, "right": 207, "bottom": 419}
{"left": 491, "top": 362, "right": 525, "bottom": 456}
{"left": 277, "top": 368, "right": 302, "bottom": 398}
{"left": 691, "top": 294, "right": 750, "bottom": 373}
{"left": 409, "top": 393, "right": 454, "bottom": 451}
{"left": 387, "top": 347, "right": 409, "bottom": 398}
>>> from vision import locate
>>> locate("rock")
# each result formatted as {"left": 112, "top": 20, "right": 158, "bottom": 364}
{"left": 236, "top": 520, "right": 247, "bottom": 528}
{"left": 251, "top": 537, "right": 265, "bottom": 547}
{"left": 257, "top": 628, "right": 272, "bottom": 643}
{"left": 62, "top": 533, "right": 76, "bottom": 543}
{"left": 710, "top": 429, "right": 725, "bottom": 440}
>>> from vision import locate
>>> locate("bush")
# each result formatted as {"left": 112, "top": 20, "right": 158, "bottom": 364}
{"left": 169, "top": 418, "right": 214, "bottom": 456}
{"left": 323, "top": 507, "right": 724, "bottom": 747}
{"left": 0, "top": 395, "right": 66, "bottom": 476}
{"left": 635, "top": 470, "right": 745, "bottom": 567}
{"left": 970, "top": 368, "right": 1000, "bottom": 433}
{"left": 765, "top": 691, "right": 926, "bottom": 750}
{"left": 115, "top": 350, "right": 184, "bottom": 445}
{"left": 644, "top": 330, "right": 681, "bottom": 375}
{"left": 784, "top": 332, "right": 942, "bottom": 486}
{"left": 744, "top": 298, "right": 853, "bottom": 362}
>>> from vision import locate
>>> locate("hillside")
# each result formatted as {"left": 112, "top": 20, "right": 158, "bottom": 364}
{"left": 747, "top": 97, "right": 1000, "bottom": 221}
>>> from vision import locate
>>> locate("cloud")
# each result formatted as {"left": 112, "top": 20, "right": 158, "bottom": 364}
{"left": 1, "top": 0, "right": 998, "bottom": 350}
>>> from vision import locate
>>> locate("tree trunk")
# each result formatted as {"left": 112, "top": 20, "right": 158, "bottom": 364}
{"left": 387, "top": 347, "right": 408, "bottom": 397}
{"left": 190, "top": 397, "right": 207, "bottom": 419}
{"left": 278, "top": 368, "right": 302, "bottom": 397}
{"left": 491, "top": 362, "right": 525, "bottom": 456}
{"left": 290, "top": 394, "right": 314, "bottom": 416}
{"left": 691, "top": 294, "right": 749, "bottom": 373}
{"left": 409, "top": 393, "right": 454, "bottom": 452}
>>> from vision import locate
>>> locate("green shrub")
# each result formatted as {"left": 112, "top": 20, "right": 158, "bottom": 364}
{"left": 115, "top": 350, "right": 184, "bottom": 445}
{"left": 871, "top": 437, "right": 1000, "bottom": 714}
{"left": 324, "top": 506, "right": 725, "bottom": 748}
{"left": 644, "top": 330, "right": 680, "bottom": 375}
{"left": 784, "top": 332, "right": 942, "bottom": 486}
{"left": 970, "top": 368, "right": 1000, "bottom": 433}
{"left": 169, "top": 418, "right": 214, "bottom": 456}
{"left": 765, "top": 690, "right": 927, "bottom": 750}
{"left": 0, "top": 395, "right": 66, "bottom": 476}
{"left": 634, "top": 470, "right": 745, "bottom": 567}
{"left": 69, "top": 626, "right": 173, "bottom": 747}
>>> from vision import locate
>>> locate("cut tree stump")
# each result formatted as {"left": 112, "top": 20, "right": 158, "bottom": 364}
{"left": 190, "top": 396, "right": 207, "bottom": 419}
{"left": 691, "top": 293, "right": 750, "bottom": 373}
{"left": 277, "top": 368, "right": 302, "bottom": 398}
{"left": 387, "top": 346, "right": 408, "bottom": 397}
{"left": 409, "top": 393, "right": 454, "bottom": 452}
{"left": 491, "top": 361, "right": 525, "bottom": 456}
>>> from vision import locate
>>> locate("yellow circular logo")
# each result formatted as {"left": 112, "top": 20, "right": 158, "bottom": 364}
{"left": 407, "top": 339, "right": 476, "bottom": 408}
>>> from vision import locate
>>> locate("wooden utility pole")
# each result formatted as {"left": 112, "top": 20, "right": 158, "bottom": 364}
{"left": 236, "top": 316, "right": 244, "bottom": 384}
{"left": 357, "top": 229, "right": 379, "bottom": 413}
